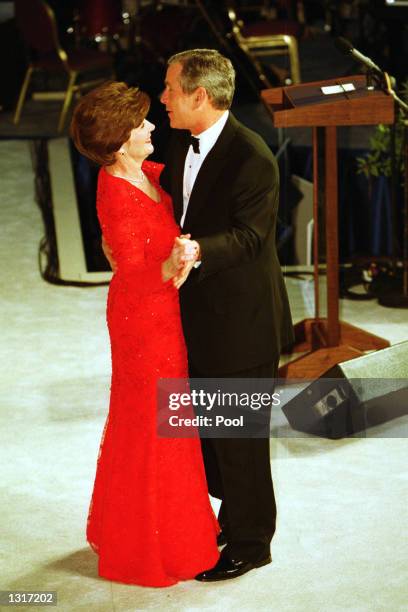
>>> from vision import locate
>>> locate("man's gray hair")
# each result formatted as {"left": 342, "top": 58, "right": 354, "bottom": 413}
{"left": 168, "top": 49, "right": 236, "bottom": 110}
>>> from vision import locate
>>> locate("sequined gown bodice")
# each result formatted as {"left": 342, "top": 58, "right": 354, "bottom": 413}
{"left": 87, "top": 161, "right": 219, "bottom": 587}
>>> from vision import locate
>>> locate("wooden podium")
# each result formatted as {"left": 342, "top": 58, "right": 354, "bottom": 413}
{"left": 261, "top": 75, "right": 395, "bottom": 378}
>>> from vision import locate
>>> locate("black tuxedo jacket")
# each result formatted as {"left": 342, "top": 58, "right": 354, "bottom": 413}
{"left": 161, "top": 113, "right": 294, "bottom": 375}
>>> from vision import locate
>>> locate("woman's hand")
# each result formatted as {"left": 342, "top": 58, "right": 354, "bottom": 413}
{"left": 161, "top": 241, "right": 185, "bottom": 282}
{"left": 161, "top": 235, "right": 199, "bottom": 284}
{"left": 174, "top": 236, "right": 200, "bottom": 262}
{"left": 173, "top": 259, "right": 196, "bottom": 289}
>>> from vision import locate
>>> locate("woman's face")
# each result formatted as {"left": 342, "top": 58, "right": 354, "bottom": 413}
{"left": 121, "top": 119, "right": 155, "bottom": 161}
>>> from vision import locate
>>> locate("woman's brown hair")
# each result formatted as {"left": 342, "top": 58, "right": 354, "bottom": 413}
{"left": 70, "top": 81, "right": 150, "bottom": 166}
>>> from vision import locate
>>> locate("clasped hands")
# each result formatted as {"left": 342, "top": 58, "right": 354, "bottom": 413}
{"left": 101, "top": 234, "right": 200, "bottom": 289}
{"left": 167, "top": 234, "right": 200, "bottom": 289}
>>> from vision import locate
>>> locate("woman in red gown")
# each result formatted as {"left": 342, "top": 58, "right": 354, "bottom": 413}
{"left": 70, "top": 82, "right": 219, "bottom": 587}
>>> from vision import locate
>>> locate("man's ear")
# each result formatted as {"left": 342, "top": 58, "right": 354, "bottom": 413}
{"left": 193, "top": 86, "right": 207, "bottom": 108}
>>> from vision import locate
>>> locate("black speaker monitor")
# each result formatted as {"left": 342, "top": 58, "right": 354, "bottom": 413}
{"left": 282, "top": 342, "right": 408, "bottom": 439}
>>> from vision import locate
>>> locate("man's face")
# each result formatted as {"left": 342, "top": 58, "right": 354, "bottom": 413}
{"left": 161, "top": 62, "right": 196, "bottom": 131}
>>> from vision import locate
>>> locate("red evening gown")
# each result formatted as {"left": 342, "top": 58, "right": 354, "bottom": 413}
{"left": 87, "top": 161, "right": 219, "bottom": 587}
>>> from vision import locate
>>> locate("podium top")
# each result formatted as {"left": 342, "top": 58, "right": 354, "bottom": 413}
{"left": 261, "top": 75, "right": 394, "bottom": 127}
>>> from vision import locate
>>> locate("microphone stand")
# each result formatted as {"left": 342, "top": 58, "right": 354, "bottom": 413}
{"left": 378, "top": 112, "right": 408, "bottom": 308}
{"left": 363, "top": 69, "right": 408, "bottom": 307}
{"left": 334, "top": 38, "right": 408, "bottom": 306}
{"left": 368, "top": 70, "right": 408, "bottom": 116}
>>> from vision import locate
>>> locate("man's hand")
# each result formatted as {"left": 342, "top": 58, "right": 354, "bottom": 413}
{"left": 101, "top": 235, "right": 117, "bottom": 273}
{"left": 172, "top": 236, "right": 201, "bottom": 289}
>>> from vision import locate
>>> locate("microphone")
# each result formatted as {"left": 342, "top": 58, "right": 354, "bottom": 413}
{"left": 334, "top": 37, "right": 383, "bottom": 76}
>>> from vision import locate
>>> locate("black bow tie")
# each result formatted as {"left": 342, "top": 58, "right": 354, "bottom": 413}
{"left": 189, "top": 135, "right": 200, "bottom": 154}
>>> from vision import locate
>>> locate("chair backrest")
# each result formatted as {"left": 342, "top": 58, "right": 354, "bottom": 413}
{"left": 14, "top": 0, "right": 62, "bottom": 55}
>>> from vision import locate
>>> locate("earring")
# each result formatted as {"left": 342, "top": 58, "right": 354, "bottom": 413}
{"left": 120, "top": 151, "right": 125, "bottom": 156}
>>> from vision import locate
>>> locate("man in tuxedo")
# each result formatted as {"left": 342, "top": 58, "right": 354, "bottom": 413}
{"left": 160, "top": 49, "right": 294, "bottom": 582}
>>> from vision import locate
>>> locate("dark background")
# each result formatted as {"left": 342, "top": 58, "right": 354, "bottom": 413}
{"left": 1, "top": 0, "right": 407, "bottom": 273}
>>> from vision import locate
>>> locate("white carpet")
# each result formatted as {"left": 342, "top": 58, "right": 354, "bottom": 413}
{"left": 1, "top": 141, "right": 407, "bottom": 611}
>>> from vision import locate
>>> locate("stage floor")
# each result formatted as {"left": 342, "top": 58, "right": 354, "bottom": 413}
{"left": 1, "top": 137, "right": 407, "bottom": 610}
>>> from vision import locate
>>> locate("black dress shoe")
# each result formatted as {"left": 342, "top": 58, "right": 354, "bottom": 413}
{"left": 217, "top": 531, "right": 227, "bottom": 546}
{"left": 195, "top": 552, "right": 271, "bottom": 582}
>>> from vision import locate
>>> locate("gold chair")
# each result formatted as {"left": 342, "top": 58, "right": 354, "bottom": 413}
{"left": 13, "top": 0, "right": 114, "bottom": 132}
{"left": 227, "top": 4, "right": 301, "bottom": 87}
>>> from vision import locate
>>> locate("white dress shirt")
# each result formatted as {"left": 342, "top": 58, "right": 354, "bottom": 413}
{"left": 181, "top": 111, "right": 229, "bottom": 228}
